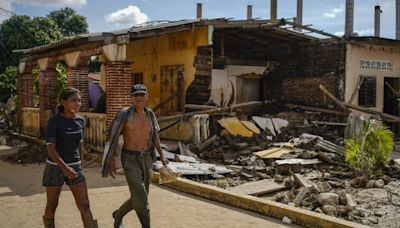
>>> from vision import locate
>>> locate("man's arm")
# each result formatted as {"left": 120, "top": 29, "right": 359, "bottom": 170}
{"left": 155, "top": 134, "right": 168, "bottom": 166}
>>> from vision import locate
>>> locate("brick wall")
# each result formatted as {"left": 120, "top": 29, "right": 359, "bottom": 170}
{"left": 265, "top": 41, "right": 346, "bottom": 106}
{"left": 18, "top": 73, "right": 34, "bottom": 108}
{"left": 104, "top": 62, "right": 132, "bottom": 128}
{"left": 39, "top": 70, "right": 57, "bottom": 136}
{"left": 66, "top": 66, "right": 89, "bottom": 111}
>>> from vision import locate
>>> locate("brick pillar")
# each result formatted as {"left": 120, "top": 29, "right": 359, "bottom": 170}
{"left": 18, "top": 73, "right": 34, "bottom": 108}
{"left": 39, "top": 69, "right": 58, "bottom": 137}
{"left": 66, "top": 57, "right": 90, "bottom": 111}
{"left": 104, "top": 61, "right": 132, "bottom": 129}
{"left": 17, "top": 62, "right": 34, "bottom": 132}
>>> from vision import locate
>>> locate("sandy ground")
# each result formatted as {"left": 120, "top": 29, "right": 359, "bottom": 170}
{"left": 0, "top": 146, "right": 300, "bottom": 228}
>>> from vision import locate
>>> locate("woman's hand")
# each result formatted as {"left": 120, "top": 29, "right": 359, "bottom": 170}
{"left": 63, "top": 166, "right": 77, "bottom": 179}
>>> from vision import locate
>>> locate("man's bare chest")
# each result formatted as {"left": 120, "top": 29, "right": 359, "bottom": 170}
{"left": 124, "top": 114, "right": 150, "bottom": 133}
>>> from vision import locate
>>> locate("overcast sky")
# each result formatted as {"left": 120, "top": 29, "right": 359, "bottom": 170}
{"left": 0, "top": 0, "right": 397, "bottom": 39}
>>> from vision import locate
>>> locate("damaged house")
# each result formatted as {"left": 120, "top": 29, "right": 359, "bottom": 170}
{"left": 14, "top": 3, "right": 400, "bottom": 151}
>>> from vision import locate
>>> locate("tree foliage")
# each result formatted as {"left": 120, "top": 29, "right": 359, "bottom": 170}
{"left": 345, "top": 117, "right": 394, "bottom": 177}
{"left": 47, "top": 7, "right": 88, "bottom": 36}
{"left": 0, "top": 15, "right": 63, "bottom": 71}
{"left": 0, "top": 8, "right": 88, "bottom": 102}
{"left": 0, "top": 66, "right": 18, "bottom": 103}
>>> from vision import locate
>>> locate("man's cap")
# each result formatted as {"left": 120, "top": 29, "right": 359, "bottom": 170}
{"left": 131, "top": 84, "right": 148, "bottom": 95}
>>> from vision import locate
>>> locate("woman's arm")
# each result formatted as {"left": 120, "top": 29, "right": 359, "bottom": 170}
{"left": 79, "top": 141, "right": 84, "bottom": 161}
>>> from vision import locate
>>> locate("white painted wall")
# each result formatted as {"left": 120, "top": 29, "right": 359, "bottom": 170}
{"left": 345, "top": 42, "right": 400, "bottom": 113}
{"left": 210, "top": 65, "right": 266, "bottom": 106}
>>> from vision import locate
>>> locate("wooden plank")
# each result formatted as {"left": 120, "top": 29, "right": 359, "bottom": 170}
{"left": 293, "top": 173, "right": 314, "bottom": 188}
{"left": 253, "top": 147, "right": 294, "bottom": 159}
{"left": 344, "top": 103, "right": 400, "bottom": 122}
{"left": 319, "top": 84, "right": 349, "bottom": 112}
{"left": 229, "top": 179, "right": 286, "bottom": 196}
{"left": 178, "top": 141, "right": 199, "bottom": 159}
{"left": 158, "top": 101, "right": 264, "bottom": 123}
{"left": 276, "top": 159, "right": 319, "bottom": 166}
{"left": 198, "top": 135, "right": 218, "bottom": 151}
{"left": 185, "top": 104, "right": 218, "bottom": 110}
{"left": 286, "top": 104, "right": 348, "bottom": 116}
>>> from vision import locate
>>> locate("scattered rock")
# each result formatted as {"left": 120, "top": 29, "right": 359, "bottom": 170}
{"left": 322, "top": 205, "right": 337, "bottom": 216}
{"left": 312, "top": 182, "right": 332, "bottom": 193}
{"left": 293, "top": 187, "right": 310, "bottom": 207}
{"left": 282, "top": 216, "right": 292, "bottom": 224}
{"left": 318, "top": 193, "right": 339, "bottom": 206}
{"left": 338, "top": 190, "right": 347, "bottom": 205}
{"left": 357, "top": 207, "right": 371, "bottom": 217}
{"left": 234, "top": 142, "right": 249, "bottom": 150}
{"left": 374, "top": 179, "right": 385, "bottom": 188}
{"left": 336, "top": 205, "right": 349, "bottom": 216}
{"left": 284, "top": 177, "right": 294, "bottom": 189}
{"left": 346, "top": 194, "right": 357, "bottom": 210}
{"left": 314, "top": 207, "right": 323, "bottom": 213}
{"left": 366, "top": 180, "right": 375, "bottom": 189}
{"left": 368, "top": 216, "right": 378, "bottom": 224}
{"left": 274, "top": 174, "right": 285, "bottom": 183}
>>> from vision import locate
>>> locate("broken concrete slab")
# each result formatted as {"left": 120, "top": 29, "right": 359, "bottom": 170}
{"left": 251, "top": 116, "right": 289, "bottom": 136}
{"left": 156, "top": 149, "right": 176, "bottom": 160}
{"left": 275, "top": 159, "right": 319, "bottom": 166}
{"left": 293, "top": 173, "right": 314, "bottom": 188}
{"left": 228, "top": 179, "right": 286, "bottom": 196}
{"left": 318, "top": 192, "right": 339, "bottom": 206}
{"left": 174, "top": 154, "right": 199, "bottom": 163}
{"left": 153, "top": 161, "right": 232, "bottom": 176}
{"left": 253, "top": 147, "right": 294, "bottom": 159}
{"left": 312, "top": 182, "right": 332, "bottom": 193}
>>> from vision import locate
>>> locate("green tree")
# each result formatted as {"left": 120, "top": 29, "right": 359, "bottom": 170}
{"left": 47, "top": 7, "right": 88, "bottom": 36}
{"left": 0, "top": 66, "right": 18, "bottom": 103}
{"left": 0, "top": 15, "right": 62, "bottom": 72}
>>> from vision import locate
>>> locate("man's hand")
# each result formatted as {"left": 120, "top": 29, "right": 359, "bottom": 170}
{"left": 160, "top": 156, "right": 169, "bottom": 167}
{"left": 63, "top": 166, "right": 77, "bottom": 179}
{"left": 109, "top": 157, "right": 117, "bottom": 179}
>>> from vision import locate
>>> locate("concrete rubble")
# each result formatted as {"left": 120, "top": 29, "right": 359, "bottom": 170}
{"left": 152, "top": 104, "right": 400, "bottom": 228}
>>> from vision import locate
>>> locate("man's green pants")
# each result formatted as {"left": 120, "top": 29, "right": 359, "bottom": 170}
{"left": 114, "top": 150, "right": 153, "bottom": 228}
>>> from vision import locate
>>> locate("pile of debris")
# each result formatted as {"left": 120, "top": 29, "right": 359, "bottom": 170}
{"left": 155, "top": 105, "right": 400, "bottom": 227}
{"left": 6, "top": 143, "right": 47, "bottom": 164}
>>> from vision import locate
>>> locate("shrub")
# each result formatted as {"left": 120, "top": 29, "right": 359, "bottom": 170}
{"left": 345, "top": 116, "right": 394, "bottom": 177}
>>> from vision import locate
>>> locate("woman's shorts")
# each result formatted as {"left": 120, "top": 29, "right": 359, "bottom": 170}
{"left": 42, "top": 163, "right": 85, "bottom": 187}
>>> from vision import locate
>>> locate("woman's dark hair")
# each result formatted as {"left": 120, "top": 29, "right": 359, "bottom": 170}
{"left": 57, "top": 87, "right": 81, "bottom": 113}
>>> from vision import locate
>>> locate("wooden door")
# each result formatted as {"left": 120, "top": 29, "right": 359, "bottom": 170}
{"left": 160, "top": 65, "right": 184, "bottom": 115}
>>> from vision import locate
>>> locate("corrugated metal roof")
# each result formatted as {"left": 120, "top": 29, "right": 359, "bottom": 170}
{"left": 13, "top": 18, "right": 336, "bottom": 55}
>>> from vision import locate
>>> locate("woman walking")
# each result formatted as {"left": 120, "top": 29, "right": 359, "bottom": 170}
{"left": 42, "top": 88, "right": 97, "bottom": 228}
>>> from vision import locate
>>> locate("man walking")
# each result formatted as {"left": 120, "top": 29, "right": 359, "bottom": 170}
{"left": 102, "top": 84, "right": 168, "bottom": 228}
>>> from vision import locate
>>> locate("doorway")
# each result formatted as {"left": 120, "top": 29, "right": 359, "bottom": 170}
{"left": 384, "top": 77, "right": 400, "bottom": 134}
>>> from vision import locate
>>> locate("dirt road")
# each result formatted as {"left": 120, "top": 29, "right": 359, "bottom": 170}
{"left": 0, "top": 157, "right": 299, "bottom": 228}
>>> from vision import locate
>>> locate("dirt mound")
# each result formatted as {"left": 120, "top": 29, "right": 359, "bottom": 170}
{"left": 6, "top": 143, "right": 47, "bottom": 164}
